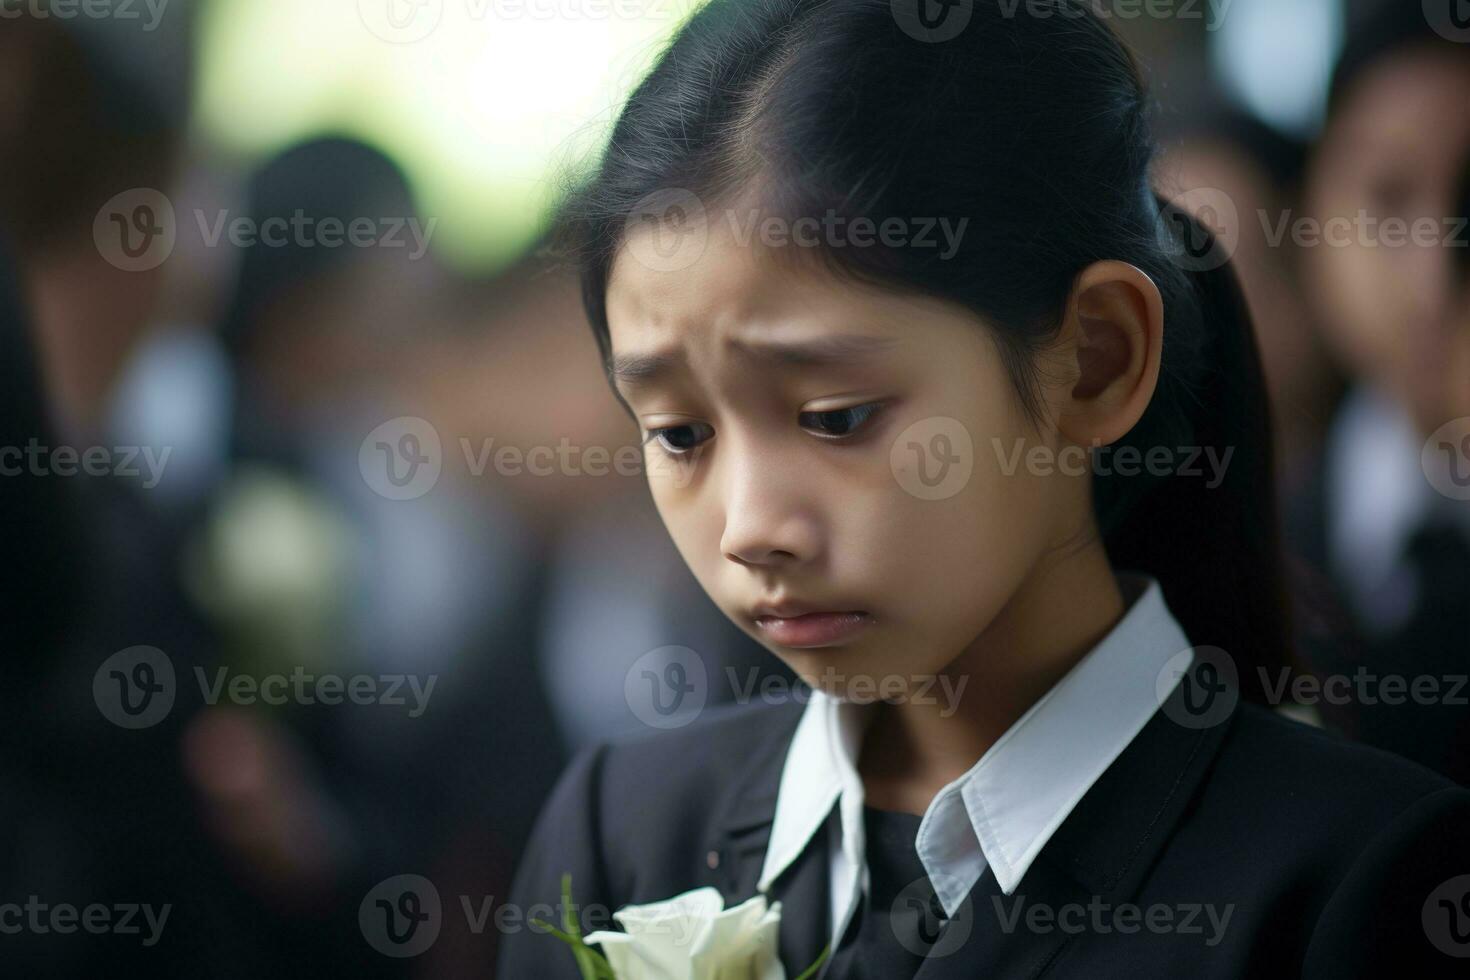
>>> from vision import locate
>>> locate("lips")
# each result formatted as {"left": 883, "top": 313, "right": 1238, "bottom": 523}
{"left": 751, "top": 602, "right": 875, "bottom": 648}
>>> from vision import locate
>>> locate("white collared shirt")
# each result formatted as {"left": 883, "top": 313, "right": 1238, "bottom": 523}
{"left": 754, "top": 571, "right": 1195, "bottom": 954}
{"left": 1326, "top": 384, "right": 1470, "bottom": 634}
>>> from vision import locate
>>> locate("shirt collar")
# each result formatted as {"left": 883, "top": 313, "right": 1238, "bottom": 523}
{"left": 1326, "top": 384, "right": 1470, "bottom": 631}
{"left": 755, "top": 571, "right": 1194, "bottom": 919}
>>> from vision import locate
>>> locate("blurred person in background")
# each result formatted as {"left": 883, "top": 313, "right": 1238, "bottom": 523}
{"left": 1291, "top": 1, "right": 1470, "bottom": 784}
{"left": 177, "top": 135, "right": 590, "bottom": 976}
{"left": 0, "top": 8, "right": 401, "bottom": 976}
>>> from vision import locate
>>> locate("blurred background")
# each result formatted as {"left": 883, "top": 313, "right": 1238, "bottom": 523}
{"left": 0, "top": 0, "right": 1466, "bottom": 975}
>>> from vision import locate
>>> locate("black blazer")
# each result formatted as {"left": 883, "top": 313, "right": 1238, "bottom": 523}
{"left": 499, "top": 658, "right": 1470, "bottom": 978}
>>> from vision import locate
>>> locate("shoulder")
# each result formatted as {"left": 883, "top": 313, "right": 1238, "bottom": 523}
{"left": 594, "top": 695, "right": 806, "bottom": 794}
{"left": 522, "top": 696, "right": 804, "bottom": 884}
{"left": 574, "top": 696, "right": 806, "bottom": 861}
{"left": 1210, "top": 702, "right": 1460, "bottom": 825}
{"left": 1203, "top": 704, "right": 1470, "bottom": 971}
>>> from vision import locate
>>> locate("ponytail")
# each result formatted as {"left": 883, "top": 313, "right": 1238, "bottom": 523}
{"left": 1099, "top": 196, "right": 1294, "bottom": 704}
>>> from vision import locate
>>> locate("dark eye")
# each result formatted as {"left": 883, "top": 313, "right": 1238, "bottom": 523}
{"left": 1367, "top": 173, "right": 1414, "bottom": 215}
{"left": 646, "top": 422, "right": 714, "bottom": 456}
{"left": 799, "top": 402, "right": 884, "bottom": 439}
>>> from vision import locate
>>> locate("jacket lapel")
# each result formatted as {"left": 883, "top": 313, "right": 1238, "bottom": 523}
{"left": 913, "top": 657, "right": 1235, "bottom": 979}
{"left": 704, "top": 703, "right": 834, "bottom": 975}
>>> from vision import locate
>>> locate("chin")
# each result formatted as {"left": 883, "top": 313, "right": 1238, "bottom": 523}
{"left": 776, "top": 648, "right": 902, "bottom": 700}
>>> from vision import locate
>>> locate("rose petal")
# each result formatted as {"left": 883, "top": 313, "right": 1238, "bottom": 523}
{"left": 598, "top": 887, "right": 726, "bottom": 977}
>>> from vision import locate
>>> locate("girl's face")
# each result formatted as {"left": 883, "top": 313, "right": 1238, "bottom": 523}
{"left": 1303, "top": 48, "right": 1470, "bottom": 434}
{"left": 605, "top": 213, "right": 1093, "bottom": 697}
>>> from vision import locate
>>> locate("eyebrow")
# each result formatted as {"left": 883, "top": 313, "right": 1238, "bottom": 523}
{"left": 611, "top": 333, "right": 901, "bottom": 390}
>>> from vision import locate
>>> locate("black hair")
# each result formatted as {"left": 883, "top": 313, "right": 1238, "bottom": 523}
{"left": 551, "top": 0, "right": 1292, "bottom": 702}
{"left": 219, "top": 136, "right": 419, "bottom": 465}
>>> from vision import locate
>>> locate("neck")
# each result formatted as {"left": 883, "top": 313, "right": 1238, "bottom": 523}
{"left": 858, "top": 535, "right": 1127, "bottom": 815}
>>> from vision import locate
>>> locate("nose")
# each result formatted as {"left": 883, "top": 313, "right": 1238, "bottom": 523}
{"left": 718, "top": 449, "right": 821, "bottom": 569}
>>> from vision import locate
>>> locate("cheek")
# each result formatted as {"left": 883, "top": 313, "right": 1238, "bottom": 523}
{"left": 879, "top": 442, "right": 1054, "bottom": 621}
{"left": 1307, "top": 234, "right": 1406, "bottom": 380}
{"left": 647, "top": 470, "right": 714, "bottom": 575}
{"left": 858, "top": 387, "right": 1062, "bottom": 641}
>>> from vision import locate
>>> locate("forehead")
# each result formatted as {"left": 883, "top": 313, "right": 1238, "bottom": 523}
{"left": 1329, "top": 50, "right": 1470, "bottom": 166}
{"left": 602, "top": 210, "right": 970, "bottom": 381}
{"left": 606, "top": 213, "right": 849, "bottom": 352}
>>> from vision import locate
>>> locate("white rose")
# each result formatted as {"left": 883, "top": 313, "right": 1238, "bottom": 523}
{"left": 583, "top": 886, "right": 785, "bottom": 980}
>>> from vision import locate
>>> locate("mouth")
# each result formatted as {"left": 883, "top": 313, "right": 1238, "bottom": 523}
{"left": 751, "top": 606, "right": 875, "bottom": 649}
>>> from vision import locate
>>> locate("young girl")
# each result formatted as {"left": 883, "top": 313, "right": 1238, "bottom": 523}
{"left": 499, "top": 1, "right": 1470, "bottom": 976}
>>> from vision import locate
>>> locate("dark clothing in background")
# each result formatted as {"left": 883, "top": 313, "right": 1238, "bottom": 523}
{"left": 1285, "top": 396, "right": 1470, "bottom": 787}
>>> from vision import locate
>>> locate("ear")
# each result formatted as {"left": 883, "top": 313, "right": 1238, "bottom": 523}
{"left": 1051, "top": 261, "right": 1164, "bottom": 449}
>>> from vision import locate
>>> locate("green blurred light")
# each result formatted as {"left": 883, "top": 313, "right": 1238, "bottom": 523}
{"left": 196, "top": 0, "right": 701, "bottom": 273}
